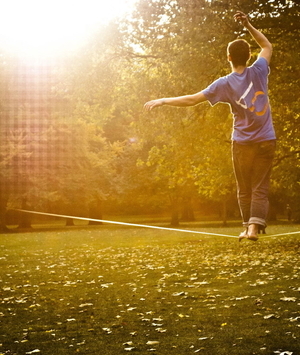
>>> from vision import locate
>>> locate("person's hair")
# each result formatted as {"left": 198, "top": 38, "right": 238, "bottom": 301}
{"left": 227, "top": 39, "right": 250, "bottom": 67}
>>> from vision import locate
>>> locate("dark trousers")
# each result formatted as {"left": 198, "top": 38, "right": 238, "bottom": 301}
{"left": 232, "top": 140, "right": 276, "bottom": 228}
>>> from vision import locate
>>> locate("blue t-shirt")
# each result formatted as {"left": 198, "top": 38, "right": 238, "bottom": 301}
{"left": 202, "top": 57, "right": 276, "bottom": 143}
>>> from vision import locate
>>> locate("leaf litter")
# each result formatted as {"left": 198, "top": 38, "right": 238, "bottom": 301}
{"left": 0, "top": 231, "right": 299, "bottom": 354}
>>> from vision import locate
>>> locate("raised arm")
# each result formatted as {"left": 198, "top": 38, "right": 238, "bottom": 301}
{"left": 144, "top": 91, "right": 207, "bottom": 111}
{"left": 234, "top": 11, "right": 272, "bottom": 64}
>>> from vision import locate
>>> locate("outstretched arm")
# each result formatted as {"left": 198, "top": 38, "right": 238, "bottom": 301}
{"left": 144, "top": 92, "right": 207, "bottom": 111}
{"left": 234, "top": 11, "right": 272, "bottom": 64}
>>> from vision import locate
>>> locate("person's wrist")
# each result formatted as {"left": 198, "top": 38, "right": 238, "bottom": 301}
{"left": 161, "top": 99, "right": 166, "bottom": 105}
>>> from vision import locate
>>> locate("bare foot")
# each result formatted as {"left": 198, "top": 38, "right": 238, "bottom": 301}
{"left": 247, "top": 224, "right": 259, "bottom": 241}
{"left": 238, "top": 229, "right": 248, "bottom": 242}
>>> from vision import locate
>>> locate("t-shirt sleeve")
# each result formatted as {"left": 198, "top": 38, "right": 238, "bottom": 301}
{"left": 251, "top": 57, "right": 269, "bottom": 77}
{"left": 201, "top": 77, "right": 228, "bottom": 106}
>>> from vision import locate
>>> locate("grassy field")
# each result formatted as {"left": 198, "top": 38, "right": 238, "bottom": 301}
{"left": 0, "top": 220, "right": 299, "bottom": 355}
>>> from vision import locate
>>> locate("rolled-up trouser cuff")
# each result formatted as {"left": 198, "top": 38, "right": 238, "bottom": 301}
{"left": 244, "top": 217, "right": 266, "bottom": 228}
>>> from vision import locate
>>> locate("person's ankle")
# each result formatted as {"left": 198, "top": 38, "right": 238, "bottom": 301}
{"left": 248, "top": 223, "right": 258, "bottom": 232}
{"left": 248, "top": 224, "right": 259, "bottom": 240}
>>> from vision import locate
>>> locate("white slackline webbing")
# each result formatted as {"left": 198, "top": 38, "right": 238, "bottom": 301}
{"left": 260, "top": 231, "right": 300, "bottom": 238}
{"left": 15, "top": 209, "right": 300, "bottom": 239}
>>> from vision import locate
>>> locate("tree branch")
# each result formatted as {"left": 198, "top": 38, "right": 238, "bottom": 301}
{"left": 273, "top": 150, "right": 300, "bottom": 167}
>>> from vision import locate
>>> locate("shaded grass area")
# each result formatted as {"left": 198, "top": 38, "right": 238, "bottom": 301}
{"left": 0, "top": 223, "right": 299, "bottom": 355}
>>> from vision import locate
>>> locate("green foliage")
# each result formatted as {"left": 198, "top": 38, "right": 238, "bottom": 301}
{"left": 122, "top": 0, "right": 240, "bottom": 220}
{"left": 123, "top": 0, "right": 300, "bottom": 220}
{"left": 0, "top": 0, "right": 299, "bottom": 224}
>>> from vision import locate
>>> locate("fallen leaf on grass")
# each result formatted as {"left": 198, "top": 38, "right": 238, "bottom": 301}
{"left": 86, "top": 280, "right": 95, "bottom": 284}
{"left": 123, "top": 341, "right": 134, "bottom": 346}
{"left": 264, "top": 314, "right": 280, "bottom": 319}
{"left": 79, "top": 303, "right": 93, "bottom": 307}
{"left": 127, "top": 307, "right": 137, "bottom": 311}
{"left": 102, "top": 327, "right": 112, "bottom": 334}
{"left": 130, "top": 331, "right": 138, "bottom": 336}
{"left": 232, "top": 296, "right": 250, "bottom": 301}
{"left": 101, "top": 283, "right": 114, "bottom": 288}
{"left": 153, "top": 317, "right": 163, "bottom": 322}
{"left": 280, "top": 297, "right": 297, "bottom": 302}
{"left": 287, "top": 317, "right": 300, "bottom": 322}
{"left": 77, "top": 340, "right": 86, "bottom": 346}
{"left": 254, "top": 298, "right": 263, "bottom": 306}
{"left": 146, "top": 341, "right": 159, "bottom": 345}
{"left": 178, "top": 313, "right": 190, "bottom": 318}
{"left": 151, "top": 322, "right": 163, "bottom": 327}
{"left": 172, "top": 292, "right": 186, "bottom": 296}
{"left": 3, "top": 287, "right": 12, "bottom": 291}
{"left": 155, "top": 328, "right": 167, "bottom": 333}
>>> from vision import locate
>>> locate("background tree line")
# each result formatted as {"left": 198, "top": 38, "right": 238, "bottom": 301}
{"left": 0, "top": 0, "right": 299, "bottom": 231}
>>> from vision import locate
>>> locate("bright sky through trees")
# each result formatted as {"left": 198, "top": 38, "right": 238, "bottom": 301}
{"left": 0, "top": 0, "right": 137, "bottom": 60}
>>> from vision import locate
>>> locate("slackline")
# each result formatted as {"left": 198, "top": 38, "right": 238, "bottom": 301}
{"left": 15, "top": 209, "right": 300, "bottom": 239}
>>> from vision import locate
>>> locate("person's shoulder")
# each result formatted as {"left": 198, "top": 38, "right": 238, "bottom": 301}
{"left": 204, "top": 76, "right": 228, "bottom": 91}
{"left": 213, "top": 75, "right": 230, "bottom": 85}
{"left": 250, "top": 57, "right": 269, "bottom": 75}
{"left": 251, "top": 57, "right": 268, "bottom": 69}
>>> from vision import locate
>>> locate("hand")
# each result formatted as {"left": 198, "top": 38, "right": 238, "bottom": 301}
{"left": 234, "top": 11, "right": 249, "bottom": 27}
{"left": 144, "top": 99, "right": 165, "bottom": 111}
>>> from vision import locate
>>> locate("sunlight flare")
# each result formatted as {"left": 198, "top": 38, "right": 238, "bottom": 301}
{"left": 0, "top": 0, "right": 136, "bottom": 59}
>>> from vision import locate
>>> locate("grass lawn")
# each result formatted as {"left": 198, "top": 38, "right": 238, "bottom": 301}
{"left": 0, "top": 220, "right": 299, "bottom": 355}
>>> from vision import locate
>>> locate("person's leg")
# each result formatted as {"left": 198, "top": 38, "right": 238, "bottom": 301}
{"left": 239, "top": 141, "right": 276, "bottom": 241}
{"left": 249, "top": 140, "right": 276, "bottom": 228}
{"left": 232, "top": 142, "right": 255, "bottom": 228}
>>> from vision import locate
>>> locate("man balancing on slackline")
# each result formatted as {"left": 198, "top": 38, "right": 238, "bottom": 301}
{"left": 144, "top": 11, "right": 276, "bottom": 241}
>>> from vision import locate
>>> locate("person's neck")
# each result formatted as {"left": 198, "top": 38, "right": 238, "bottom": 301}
{"left": 232, "top": 65, "right": 247, "bottom": 74}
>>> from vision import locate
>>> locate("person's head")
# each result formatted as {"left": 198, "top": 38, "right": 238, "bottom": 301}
{"left": 227, "top": 39, "right": 251, "bottom": 67}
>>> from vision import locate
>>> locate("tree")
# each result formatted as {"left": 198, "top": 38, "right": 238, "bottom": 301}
{"left": 120, "top": 0, "right": 300, "bottom": 223}
{"left": 49, "top": 23, "right": 129, "bottom": 221}
{"left": 118, "top": 0, "right": 240, "bottom": 224}
{"left": 1, "top": 0, "right": 299, "bottom": 230}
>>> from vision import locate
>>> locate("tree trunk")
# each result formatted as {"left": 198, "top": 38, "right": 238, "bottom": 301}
{"left": 89, "top": 200, "right": 103, "bottom": 225}
{"left": 66, "top": 218, "right": 74, "bottom": 226}
{"left": 170, "top": 197, "right": 179, "bottom": 227}
{"left": 0, "top": 197, "right": 9, "bottom": 233}
{"left": 268, "top": 203, "right": 277, "bottom": 221}
{"left": 181, "top": 197, "right": 195, "bottom": 222}
{"left": 221, "top": 199, "right": 228, "bottom": 227}
{"left": 18, "top": 198, "right": 32, "bottom": 230}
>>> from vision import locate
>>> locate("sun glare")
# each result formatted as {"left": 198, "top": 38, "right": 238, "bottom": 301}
{"left": 0, "top": 0, "right": 136, "bottom": 60}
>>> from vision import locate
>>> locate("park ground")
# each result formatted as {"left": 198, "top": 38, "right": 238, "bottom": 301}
{"left": 0, "top": 218, "right": 299, "bottom": 355}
